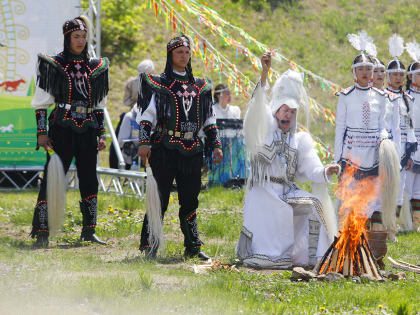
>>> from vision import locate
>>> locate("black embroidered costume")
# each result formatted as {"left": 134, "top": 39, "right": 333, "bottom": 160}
{"left": 31, "top": 16, "right": 109, "bottom": 247}
{"left": 137, "top": 36, "right": 221, "bottom": 259}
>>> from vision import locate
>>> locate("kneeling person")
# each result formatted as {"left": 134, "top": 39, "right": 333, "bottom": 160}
{"left": 236, "top": 53, "right": 339, "bottom": 269}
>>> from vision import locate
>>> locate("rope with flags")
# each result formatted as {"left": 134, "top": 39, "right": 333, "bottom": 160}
{"left": 148, "top": 0, "right": 334, "bottom": 162}
{"left": 177, "top": 0, "right": 342, "bottom": 93}
{"left": 151, "top": 0, "right": 337, "bottom": 127}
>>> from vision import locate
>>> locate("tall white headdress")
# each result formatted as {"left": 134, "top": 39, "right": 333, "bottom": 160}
{"left": 406, "top": 40, "right": 420, "bottom": 76}
{"left": 387, "top": 34, "right": 405, "bottom": 83}
{"left": 367, "top": 40, "right": 384, "bottom": 70}
{"left": 270, "top": 69, "right": 310, "bottom": 132}
{"left": 347, "top": 30, "right": 375, "bottom": 80}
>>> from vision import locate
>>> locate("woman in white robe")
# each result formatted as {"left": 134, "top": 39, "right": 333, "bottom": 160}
{"left": 213, "top": 84, "right": 241, "bottom": 119}
{"left": 334, "top": 33, "right": 401, "bottom": 238}
{"left": 236, "top": 53, "right": 339, "bottom": 269}
{"left": 405, "top": 57, "right": 420, "bottom": 231}
{"left": 385, "top": 60, "right": 417, "bottom": 222}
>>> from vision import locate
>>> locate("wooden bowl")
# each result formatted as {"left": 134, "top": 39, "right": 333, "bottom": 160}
{"left": 365, "top": 230, "right": 388, "bottom": 260}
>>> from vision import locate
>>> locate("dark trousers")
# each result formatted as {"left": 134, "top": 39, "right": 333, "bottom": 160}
{"left": 140, "top": 146, "right": 203, "bottom": 251}
{"left": 31, "top": 124, "right": 99, "bottom": 236}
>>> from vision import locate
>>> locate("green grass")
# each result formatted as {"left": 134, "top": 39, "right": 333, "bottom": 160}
{"left": 0, "top": 188, "right": 419, "bottom": 314}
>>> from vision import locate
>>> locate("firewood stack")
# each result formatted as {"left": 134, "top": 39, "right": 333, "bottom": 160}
{"left": 314, "top": 233, "right": 383, "bottom": 280}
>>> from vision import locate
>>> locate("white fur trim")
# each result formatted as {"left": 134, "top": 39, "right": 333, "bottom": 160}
{"left": 47, "top": 153, "right": 67, "bottom": 237}
{"left": 296, "top": 131, "right": 314, "bottom": 153}
{"left": 146, "top": 166, "right": 164, "bottom": 253}
{"left": 399, "top": 192, "right": 413, "bottom": 231}
{"left": 244, "top": 82, "right": 269, "bottom": 157}
{"left": 379, "top": 139, "right": 400, "bottom": 232}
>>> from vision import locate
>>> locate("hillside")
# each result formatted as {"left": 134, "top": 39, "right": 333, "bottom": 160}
{"left": 101, "top": 0, "right": 420, "bottom": 155}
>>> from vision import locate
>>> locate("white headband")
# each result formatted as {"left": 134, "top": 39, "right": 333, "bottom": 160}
{"left": 408, "top": 69, "right": 420, "bottom": 75}
{"left": 408, "top": 63, "right": 420, "bottom": 75}
{"left": 352, "top": 53, "right": 373, "bottom": 69}
{"left": 387, "top": 68, "right": 406, "bottom": 73}
{"left": 352, "top": 62, "right": 373, "bottom": 68}
{"left": 386, "top": 59, "right": 405, "bottom": 73}
{"left": 215, "top": 87, "right": 229, "bottom": 94}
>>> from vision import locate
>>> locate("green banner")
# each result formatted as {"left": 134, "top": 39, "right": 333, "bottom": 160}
{"left": 0, "top": 95, "right": 47, "bottom": 166}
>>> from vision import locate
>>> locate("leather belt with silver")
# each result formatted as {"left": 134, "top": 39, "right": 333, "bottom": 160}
{"left": 157, "top": 127, "right": 195, "bottom": 139}
{"left": 57, "top": 103, "right": 92, "bottom": 114}
{"left": 267, "top": 176, "right": 287, "bottom": 184}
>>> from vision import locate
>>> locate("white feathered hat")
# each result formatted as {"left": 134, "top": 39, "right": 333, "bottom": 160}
{"left": 406, "top": 40, "right": 420, "bottom": 75}
{"left": 365, "top": 38, "right": 384, "bottom": 70}
{"left": 347, "top": 30, "right": 376, "bottom": 80}
{"left": 386, "top": 34, "right": 405, "bottom": 82}
{"left": 270, "top": 69, "right": 310, "bottom": 132}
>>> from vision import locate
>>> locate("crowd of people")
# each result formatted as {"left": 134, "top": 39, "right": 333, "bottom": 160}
{"left": 28, "top": 15, "right": 419, "bottom": 268}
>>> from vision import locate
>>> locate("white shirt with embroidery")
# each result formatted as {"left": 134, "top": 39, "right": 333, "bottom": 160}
{"left": 334, "top": 85, "right": 391, "bottom": 172}
{"left": 213, "top": 103, "right": 241, "bottom": 119}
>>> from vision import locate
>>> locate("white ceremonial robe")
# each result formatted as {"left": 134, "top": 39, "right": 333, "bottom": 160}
{"left": 334, "top": 85, "right": 392, "bottom": 216}
{"left": 334, "top": 85, "right": 390, "bottom": 172}
{"left": 405, "top": 88, "right": 420, "bottom": 200}
{"left": 386, "top": 89, "right": 416, "bottom": 206}
{"left": 236, "top": 83, "right": 336, "bottom": 269}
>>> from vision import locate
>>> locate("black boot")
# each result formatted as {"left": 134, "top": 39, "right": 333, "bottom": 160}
{"left": 80, "top": 227, "right": 106, "bottom": 245}
{"left": 79, "top": 196, "right": 106, "bottom": 245}
{"left": 184, "top": 248, "right": 211, "bottom": 261}
{"left": 33, "top": 231, "right": 49, "bottom": 249}
{"left": 31, "top": 201, "right": 49, "bottom": 248}
{"left": 180, "top": 211, "right": 210, "bottom": 261}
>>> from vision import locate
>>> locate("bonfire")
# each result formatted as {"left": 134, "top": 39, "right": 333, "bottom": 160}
{"left": 314, "top": 163, "right": 383, "bottom": 280}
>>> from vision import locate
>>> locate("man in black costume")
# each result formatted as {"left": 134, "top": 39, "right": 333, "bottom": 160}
{"left": 137, "top": 35, "right": 223, "bottom": 260}
{"left": 31, "top": 16, "right": 109, "bottom": 247}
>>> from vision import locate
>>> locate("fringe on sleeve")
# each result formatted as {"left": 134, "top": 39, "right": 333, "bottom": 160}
{"left": 36, "top": 54, "right": 68, "bottom": 102}
{"left": 89, "top": 57, "right": 109, "bottom": 107}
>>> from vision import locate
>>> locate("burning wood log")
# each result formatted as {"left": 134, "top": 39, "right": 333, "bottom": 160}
{"left": 315, "top": 160, "right": 389, "bottom": 281}
{"left": 315, "top": 231, "right": 383, "bottom": 280}
{"left": 314, "top": 236, "right": 337, "bottom": 274}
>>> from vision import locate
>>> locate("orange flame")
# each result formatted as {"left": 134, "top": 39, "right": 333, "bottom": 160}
{"left": 332, "top": 160, "right": 378, "bottom": 272}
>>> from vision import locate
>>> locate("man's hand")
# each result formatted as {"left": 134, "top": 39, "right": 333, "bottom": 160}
{"left": 138, "top": 145, "right": 151, "bottom": 166}
{"left": 213, "top": 148, "right": 223, "bottom": 164}
{"left": 38, "top": 134, "right": 52, "bottom": 151}
{"left": 97, "top": 136, "right": 107, "bottom": 151}
{"left": 260, "top": 52, "right": 272, "bottom": 87}
{"left": 406, "top": 158, "right": 414, "bottom": 171}
{"left": 326, "top": 164, "right": 341, "bottom": 176}
{"left": 261, "top": 52, "right": 272, "bottom": 72}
